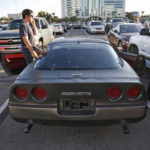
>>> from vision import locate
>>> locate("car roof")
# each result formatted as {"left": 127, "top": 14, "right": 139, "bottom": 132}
{"left": 51, "top": 37, "right": 109, "bottom": 44}
{"left": 119, "top": 23, "right": 143, "bottom": 26}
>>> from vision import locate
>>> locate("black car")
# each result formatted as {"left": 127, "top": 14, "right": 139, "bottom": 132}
{"left": 107, "top": 23, "right": 143, "bottom": 51}
{"left": 9, "top": 38, "right": 147, "bottom": 134}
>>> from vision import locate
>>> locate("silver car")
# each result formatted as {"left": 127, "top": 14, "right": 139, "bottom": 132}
{"left": 87, "top": 21, "right": 105, "bottom": 34}
{"left": 9, "top": 38, "right": 147, "bottom": 133}
{"left": 53, "top": 24, "right": 64, "bottom": 34}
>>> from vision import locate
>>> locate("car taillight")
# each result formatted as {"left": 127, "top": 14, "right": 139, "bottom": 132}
{"left": 108, "top": 86, "right": 121, "bottom": 99}
{"left": 126, "top": 86, "right": 140, "bottom": 99}
{"left": 0, "top": 40, "right": 8, "bottom": 43}
{"left": 32, "top": 87, "right": 46, "bottom": 101}
{"left": 15, "top": 87, "right": 28, "bottom": 100}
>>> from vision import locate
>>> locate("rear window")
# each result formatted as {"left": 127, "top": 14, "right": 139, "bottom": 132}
{"left": 54, "top": 24, "right": 60, "bottom": 27}
{"left": 120, "top": 25, "right": 143, "bottom": 33}
{"left": 91, "top": 22, "right": 102, "bottom": 25}
{"left": 34, "top": 43, "right": 121, "bottom": 70}
{"left": 113, "top": 19, "right": 124, "bottom": 22}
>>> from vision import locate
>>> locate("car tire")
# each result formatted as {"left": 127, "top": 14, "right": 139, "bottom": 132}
{"left": 129, "top": 45, "right": 139, "bottom": 54}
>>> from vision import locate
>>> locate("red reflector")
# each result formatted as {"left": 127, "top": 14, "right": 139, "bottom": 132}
{"left": 108, "top": 86, "right": 121, "bottom": 99}
{"left": 33, "top": 87, "right": 46, "bottom": 100}
{"left": 0, "top": 41, "right": 8, "bottom": 43}
{"left": 15, "top": 87, "right": 28, "bottom": 99}
{"left": 127, "top": 86, "right": 140, "bottom": 99}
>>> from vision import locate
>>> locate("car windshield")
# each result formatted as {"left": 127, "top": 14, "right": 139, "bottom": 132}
{"left": 113, "top": 19, "right": 124, "bottom": 22}
{"left": 7, "top": 19, "right": 40, "bottom": 29}
{"left": 120, "top": 25, "right": 143, "bottom": 33}
{"left": 34, "top": 43, "right": 121, "bottom": 70}
{"left": 8, "top": 20, "right": 22, "bottom": 29}
{"left": 91, "top": 22, "right": 102, "bottom": 25}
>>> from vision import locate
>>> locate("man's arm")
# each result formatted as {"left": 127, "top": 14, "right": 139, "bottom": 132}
{"left": 22, "top": 36, "right": 39, "bottom": 59}
{"left": 31, "top": 19, "right": 37, "bottom": 35}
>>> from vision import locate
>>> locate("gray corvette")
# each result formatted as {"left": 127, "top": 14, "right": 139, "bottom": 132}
{"left": 9, "top": 38, "right": 147, "bottom": 133}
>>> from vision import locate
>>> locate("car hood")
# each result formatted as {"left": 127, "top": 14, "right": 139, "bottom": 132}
{"left": 16, "top": 60, "right": 140, "bottom": 83}
{"left": 0, "top": 29, "right": 19, "bottom": 39}
{"left": 120, "top": 32, "right": 139, "bottom": 38}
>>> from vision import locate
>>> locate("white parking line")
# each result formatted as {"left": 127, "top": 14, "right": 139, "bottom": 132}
{"left": 0, "top": 99, "right": 8, "bottom": 114}
{"left": 148, "top": 101, "right": 150, "bottom": 108}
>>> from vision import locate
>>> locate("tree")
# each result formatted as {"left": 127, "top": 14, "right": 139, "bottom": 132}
{"left": 70, "top": 16, "right": 78, "bottom": 22}
{"left": 125, "top": 12, "right": 135, "bottom": 20}
{"left": 63, "top": 17, "right": 69, "bottom": 22}
{"left": 141, "top": 11, "right": 144, "bottom": 16}
{"left": 37, "top": 11, "right": 54, "bottom": 23}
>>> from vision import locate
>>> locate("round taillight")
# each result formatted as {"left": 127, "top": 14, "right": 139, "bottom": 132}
{"left": 108, "top": 86, "right": 121, "bottom": 99}
{"left": 15, "top": 87, "right": 28, "bottom": 100}
{"left": 33, "top": 87, "right": 46, "bottom": 101}
{"left": 127, "top": 86, "right": 140, "bottom": 99}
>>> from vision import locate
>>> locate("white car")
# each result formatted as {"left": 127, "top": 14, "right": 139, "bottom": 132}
{"left": 87, "top": 21, "right": 105, "bottom": 34}
{"left": 128, "top": 28, "right": 150, "bottom": 67}
{"left": 53, "top": 24, "right": 64, "bottom": 34}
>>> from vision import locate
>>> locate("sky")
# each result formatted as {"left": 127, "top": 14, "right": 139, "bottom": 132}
{"left": 0, "top": 0, "right": 150, "bottom": 18}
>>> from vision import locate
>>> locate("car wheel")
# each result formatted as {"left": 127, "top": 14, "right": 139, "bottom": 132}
{"left": 129, "top": 45, "right": 139, "bottom": 54}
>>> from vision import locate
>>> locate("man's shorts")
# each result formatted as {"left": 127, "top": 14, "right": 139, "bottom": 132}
{"left": 22, "top": 47, "right": 37, "bottom": 65}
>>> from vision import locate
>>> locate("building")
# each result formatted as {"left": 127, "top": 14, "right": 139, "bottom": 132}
{"left": 103, "top": 0, "right": 125, "bottom": 18}
{"left": 61, "top": 0, "right": 125, "bottom": 18}
{"left": 8, "top": 13, "right": 22, "bottom": 19}
{"left": 61, "top": 0, "right": 82, "bottom": 18}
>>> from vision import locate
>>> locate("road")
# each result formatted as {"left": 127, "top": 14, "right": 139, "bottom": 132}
{"left": 0, "top": 28, "right": 150, "bottom": 150}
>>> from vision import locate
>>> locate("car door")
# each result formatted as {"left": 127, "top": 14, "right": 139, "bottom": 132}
{"left": 43, "top": 18, "right": 53, "bottom": 42}
{"left": 40, "top": 19, "right": 49, "bottom": 46}
{"left": 140, "top": 34, "right": 150, "bottom": 57}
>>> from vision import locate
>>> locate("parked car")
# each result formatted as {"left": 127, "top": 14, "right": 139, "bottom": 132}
{"left": 108, "top": 23, "right": 143, "bottom": 51}
{"left": 53, "top": 24, "right": 64, "bottom": 34}
{"left": 73, "top": 23, "right": 82, "bottom": 29}
{"left": 86, "top": 21, "right": 105, "bottom": 34}
{"left": 128, "top": 28, "right": 150, "bottom": 68}
{"left": 106, "top": 18, "right": 126, "bottom": 33}
{"left": 9, "top": 38, "right": 147, "bottom": 134}
{"left": 82, "top": 22, "right": 87, "bottom": 29}
{"left": 0, "top": 18, "right": 55, "bottom": 74}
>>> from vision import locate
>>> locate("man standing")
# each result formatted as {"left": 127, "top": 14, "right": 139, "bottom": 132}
{"left": 20, "top": 9, "right": 39, "bottom": 64}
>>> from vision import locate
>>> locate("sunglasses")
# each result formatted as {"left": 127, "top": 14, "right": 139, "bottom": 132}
{"left": 29, "top": 15, "right": 34, "bottom": 18}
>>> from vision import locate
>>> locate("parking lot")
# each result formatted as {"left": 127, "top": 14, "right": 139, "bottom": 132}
{"left": 0, "top": 28, "right": 150, "bottom": 150}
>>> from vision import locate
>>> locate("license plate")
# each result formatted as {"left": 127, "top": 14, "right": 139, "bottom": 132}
{"left": 58, "top": 99, "right": 96, "bottom": 115}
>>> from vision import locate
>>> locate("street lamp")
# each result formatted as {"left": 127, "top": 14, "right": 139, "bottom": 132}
{"left": 52, "top": 13, "right": 55, "bottom": 22}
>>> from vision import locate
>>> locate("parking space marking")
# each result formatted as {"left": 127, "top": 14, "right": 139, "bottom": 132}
{"left": 148, "top": 101, "right": 150, "bottom": 108}
{"left": 0, "top": 99, "right": 8, "bottom": 115}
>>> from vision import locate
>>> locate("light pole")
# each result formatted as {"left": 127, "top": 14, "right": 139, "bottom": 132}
{"left": 52, "top": 13, "right": 55, "bottom": 22}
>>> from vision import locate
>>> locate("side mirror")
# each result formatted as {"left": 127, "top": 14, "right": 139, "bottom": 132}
{"left": 140, "top": 28, "right": 150, "bottom": 35}
{"left": 42, "top": 25, "right": 48, "bottom": 29}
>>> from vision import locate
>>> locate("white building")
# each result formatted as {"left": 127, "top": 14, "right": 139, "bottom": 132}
{"left": 8, "top": 13, "right": 22, "bottom": 19}
{"left": 61, "top": 0, "right": 126, "bottom": 18}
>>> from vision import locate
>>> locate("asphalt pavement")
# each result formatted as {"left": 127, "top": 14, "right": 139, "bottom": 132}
{"left": 0, "top": 28, "right": 150, "bottom": 150}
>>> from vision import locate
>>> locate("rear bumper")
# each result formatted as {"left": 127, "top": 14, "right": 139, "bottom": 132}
{"left": 9, "top": 104, "right": 147, "bottom": 124}
{"left": 90, "top": 30, "right": 105, "bottom": 33}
